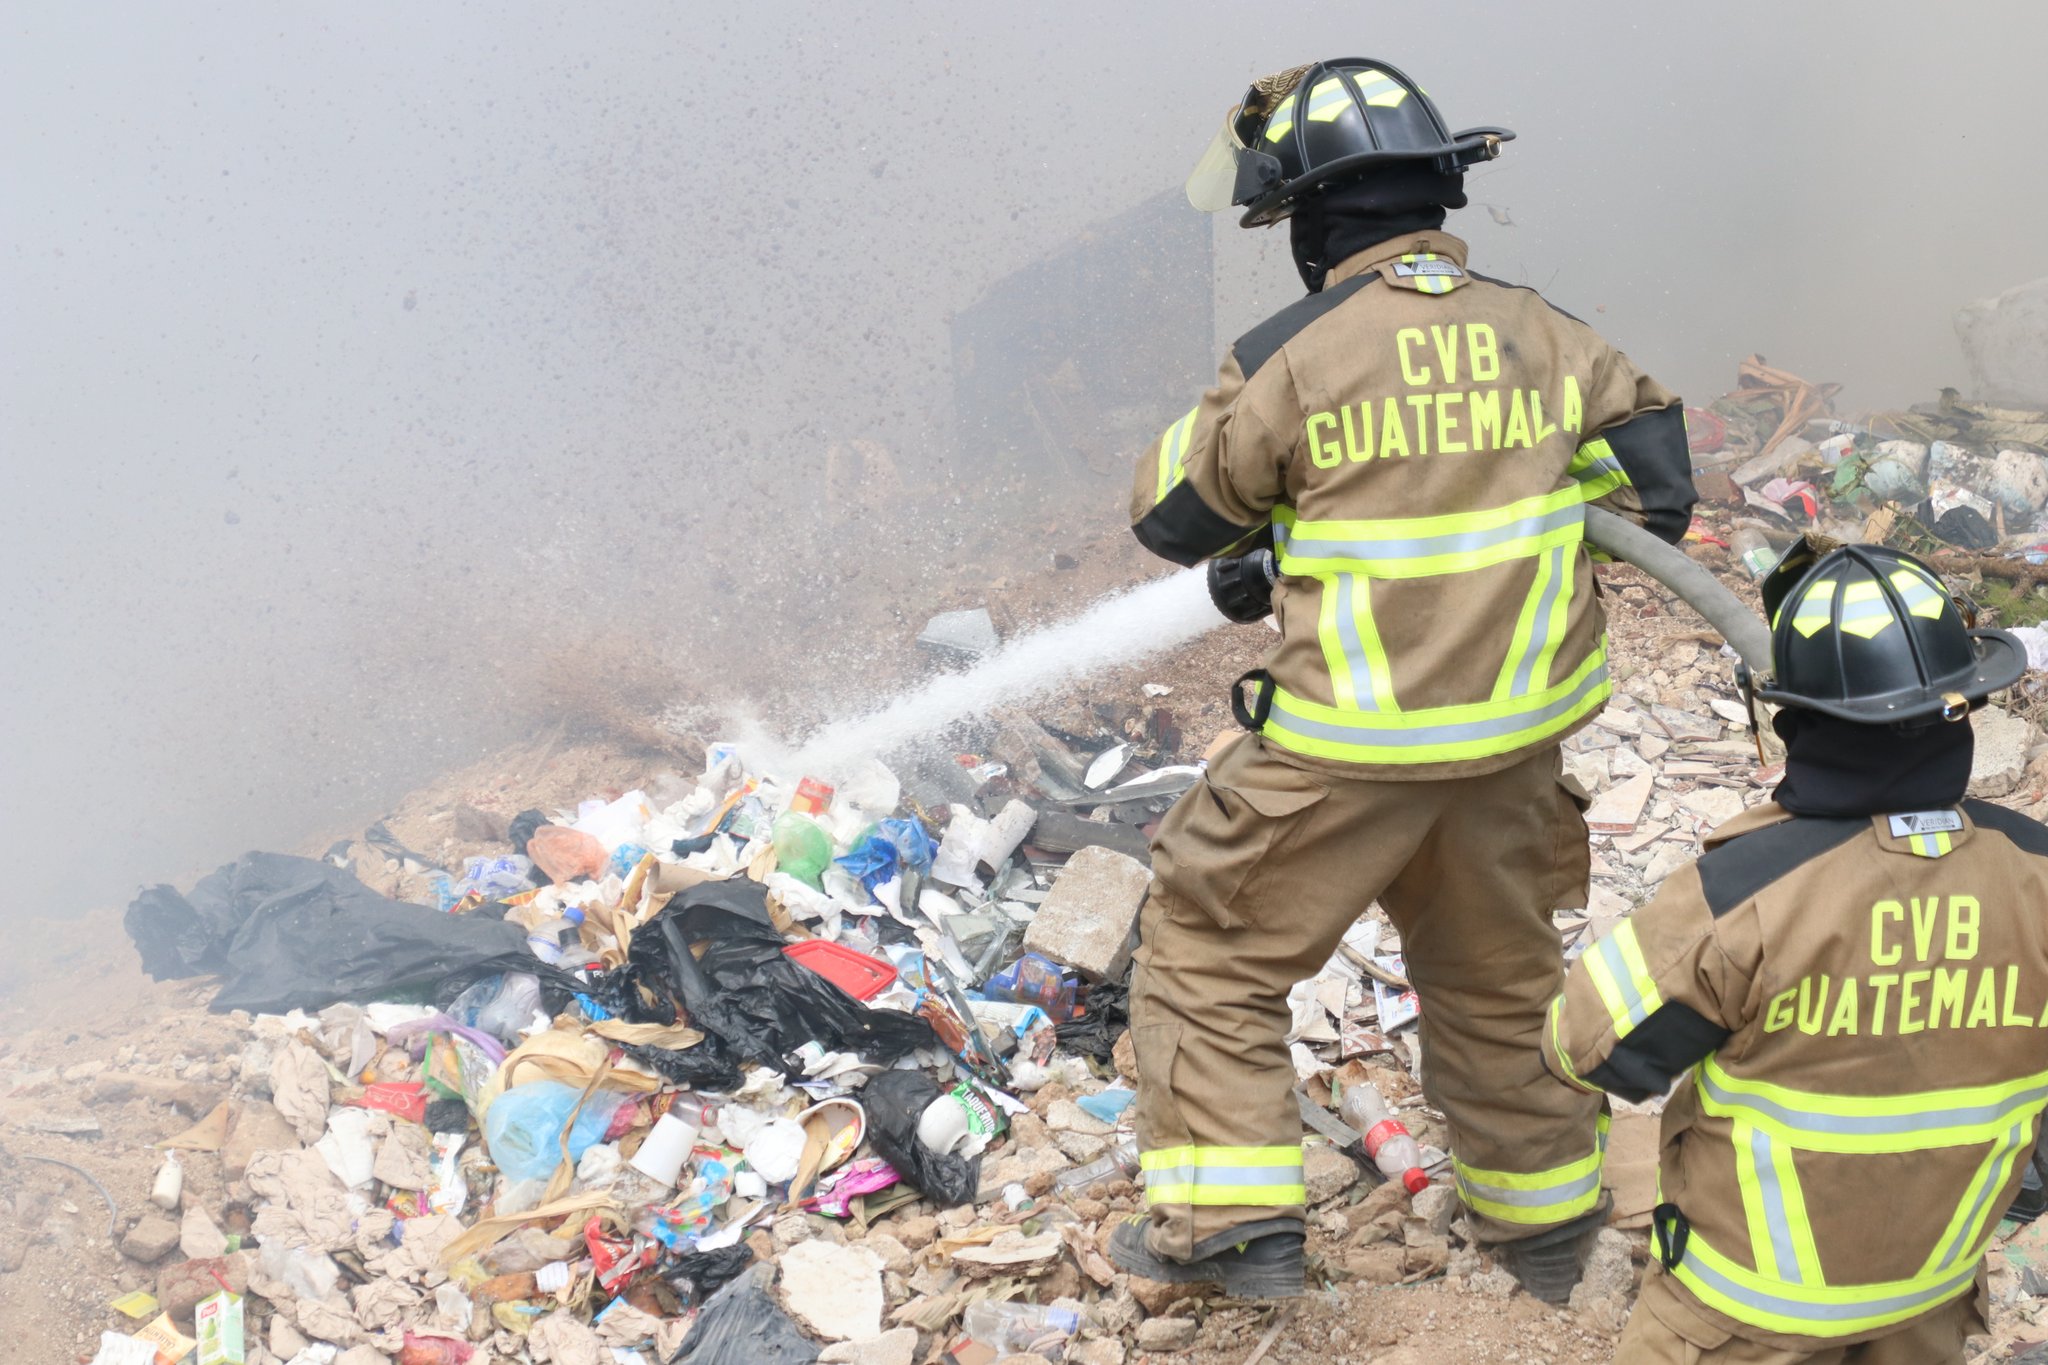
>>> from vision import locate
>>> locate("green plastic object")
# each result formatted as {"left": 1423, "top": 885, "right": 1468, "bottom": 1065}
{"left": 772, "top": 812, "right": 832, "bottom": 889}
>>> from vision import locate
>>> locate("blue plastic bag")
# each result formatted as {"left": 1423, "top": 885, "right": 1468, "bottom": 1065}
{"left": 832, "top": 817, "right": 937, "bottom": 903}
{"left": 483, "top": 1081, "right": 625, "bottom": 1182}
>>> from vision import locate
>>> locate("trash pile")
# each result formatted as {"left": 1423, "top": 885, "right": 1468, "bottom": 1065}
{"left": 1688, "top": 354, "right": 2048, "bottom": 586}
{"left": 106, "top": 702, "right": 1419, "bottom": 1365}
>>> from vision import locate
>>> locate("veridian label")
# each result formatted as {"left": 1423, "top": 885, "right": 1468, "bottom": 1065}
{"left": 1889, "top": 811, "right": 1963, "bottom": 837}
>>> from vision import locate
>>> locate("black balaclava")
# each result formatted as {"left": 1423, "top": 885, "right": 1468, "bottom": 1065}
{"left": 1288, "top": 164, "right": 1468, "bottom": 293}
{"left": 1770, "top": 709, "right": 1975, "bottom": 818}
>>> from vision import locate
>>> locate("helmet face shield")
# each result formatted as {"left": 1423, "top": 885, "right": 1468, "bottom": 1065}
{"left": 1184, "top": 108, "right": 1281, "bottom": 213}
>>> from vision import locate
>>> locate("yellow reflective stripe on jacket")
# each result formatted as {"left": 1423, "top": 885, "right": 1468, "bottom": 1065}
{"left": 1731, "top": 1122, "right": 1825, "bottom": 1286}
{"left": 1672, "top": 1227, "right": 1977, "bottom": 1339}
{"left": 1276, "top": 485, "right": 1586, "bottom": 581}
{"left": 1908, "top": 830, "right": 1955, "bottom": 859}
{"left": 1315, "top": 571, "right": 1398, "bottom": 712}
{"left": 1264, "top": 645, "right": 1610, "bottom": 766}
{"left": 1691, "top": 1058, "right": 2048, "bottom": 1337}
{"left": 1454, "top": 1125, "right": 1606, "bottom": 1226}
{"left": 1569, "top": 436, "right": 1632, "bottom": 501}
{"left": 1152, "top": 406, "right": 1198, "bottom": 505}
{"left": 1140, "top": 1145, "right": 1306, "bottom": 1208}
{"left": 1919, "top": 1112, "right": 2034, "bottom": 1278}
{"left": 1494, "top": 542, "right": 1574, "bottom": 701}
{"left": 1583, "top": 920, "right": 1665, "bottom": 1038}
{"left": 1546, "top": 994, "right": 1601, "bottom": 1094}
{"left": 1695, "top": 1057, "right": 2048, "bottom": 1155}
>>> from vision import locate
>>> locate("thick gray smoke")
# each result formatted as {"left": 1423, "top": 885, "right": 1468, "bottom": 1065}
{"left": 5, "top": 2, "right": 2046, "bottom": 918}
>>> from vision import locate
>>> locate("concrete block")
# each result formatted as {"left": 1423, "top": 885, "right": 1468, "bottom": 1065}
{"left": 1024, "top": 846, "right": 1150, "bottom": 981}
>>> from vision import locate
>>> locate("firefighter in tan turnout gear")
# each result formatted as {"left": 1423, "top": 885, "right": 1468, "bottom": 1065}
{"left": 1109, "top": 57, "right": 1696, "bottom": 1301}
{"left": 1547, "top": 543, "right": 2036, "bottom": 1363}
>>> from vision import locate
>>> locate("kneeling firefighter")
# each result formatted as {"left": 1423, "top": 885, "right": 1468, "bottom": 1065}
{"left": 1546, "top": 543, "right": 2034, "bottom": 1363}
{"left": 1115, "top": 58, "right": 1696, "bottom": 1300}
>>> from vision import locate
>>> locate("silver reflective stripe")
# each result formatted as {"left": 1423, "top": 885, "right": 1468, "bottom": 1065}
{"left": 1592, "top": 931, "right": 1657, "bottom": 1030}
{"left": 1457, "top": 1169, "right": 1602, "bottom": 1209}
{"left": 1143, "top": 1164, "right": 1304, "bottom": 1190}
{"left": 1935, "top": 1116, "right": 2028, "bottom": 1272}
{"left": 1286, "top": 503, "right": 1583, "bottom": 566}
{"left": 1508, "top": 546, "right": 1568, "bottom": 697}
{"left": 1271, "top": 661, "right": 1608, "bottom": 749}
{"left": 1681, "top": 1245, "right": 1976, "bottom": 1326}
{"left": 1304, "top": 81, "right": 1350, "bottom": 117}
{"left": 1334, "top": 574, "right": 1380, "bottom": 712}
{"left": 1573, "top": 447, "right": 1626, "bottom": 485}
{"left": 1699, "top": 1069, "right": 2048, "bottom": 1139}
{"left": 1751, "top": 1128, "right": 1804, "bottom": 1284}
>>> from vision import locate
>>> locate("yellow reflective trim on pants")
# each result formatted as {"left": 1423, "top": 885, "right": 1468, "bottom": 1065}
{"left": 1671, "top": 1227, "right": 1976, "bottom": 1339}
{"left": 1545, "top": 994, "right": 1600, "bottom": 1093}
{"left": 1141, "top": 1144, "right": 1306, "bottom": 1208}
{"left": 1695, "top": 1057, "right": 2048, "bottom": 1155}
{"left": 1582, "top": 920, "right": 1665, "bottom": 1038}
{"left": 1454, "top": 1142, "right": 1604, "bottom": 1225}
{"left": 1153, "top": 406, "right": 1197, "bottom": 505}
{"left": 1262, "top": 644, "right": 1610, "bottom": 766}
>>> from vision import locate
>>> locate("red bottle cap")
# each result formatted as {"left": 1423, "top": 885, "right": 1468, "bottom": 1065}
{"left": 1402, "top": 1168, "right": 1430, "bottom": 1195}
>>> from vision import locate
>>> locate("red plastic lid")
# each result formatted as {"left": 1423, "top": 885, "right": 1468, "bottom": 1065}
{"left": 784, "top": 939, "right": 897, "bottom": 1000}
{"left": 1402, "top": 1168, "right": 1430, "bottom": 1195}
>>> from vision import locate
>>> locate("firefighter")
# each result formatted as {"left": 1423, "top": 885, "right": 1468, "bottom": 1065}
{"left": 1544, "top": 543, "right": 2034, "bottom": 1362}
{"left": 1113, "top": 57, "right": 1696, "bottom": 1301}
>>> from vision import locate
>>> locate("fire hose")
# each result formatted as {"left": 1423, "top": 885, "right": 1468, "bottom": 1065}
{"left": 1583, "top": 506, "right": 1772, "bottom": 671}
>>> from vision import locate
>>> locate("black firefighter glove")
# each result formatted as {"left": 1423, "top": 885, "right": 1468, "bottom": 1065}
{"left": 1207, "top": 549, "right": 1278, "bottom": 623}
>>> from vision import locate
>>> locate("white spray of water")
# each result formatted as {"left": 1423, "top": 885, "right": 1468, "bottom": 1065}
{"left": 785, "top": 567, "right": 1216, "bottom": 778}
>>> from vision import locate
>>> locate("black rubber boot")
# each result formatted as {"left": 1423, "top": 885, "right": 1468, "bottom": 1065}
{"left": 1107, "top": 1216, "right": 1305, "bottom": 1299}
{"left": 1492, "top": 1203, "right": 1608, "bottom": 1305}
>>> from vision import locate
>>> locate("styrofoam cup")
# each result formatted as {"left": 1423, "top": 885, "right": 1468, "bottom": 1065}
{"left": 629, "top": 1111, "right": 700, "bottom": 1186}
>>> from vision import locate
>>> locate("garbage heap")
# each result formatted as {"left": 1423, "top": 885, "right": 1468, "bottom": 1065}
{"left": 1688, "top": 354, "right": 2048, "bottom": 588}
{"left": 110, "top": 701, "right": 1458, "bottom": 1365}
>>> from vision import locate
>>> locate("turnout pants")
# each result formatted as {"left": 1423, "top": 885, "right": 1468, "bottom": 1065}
{"left": 1130, "top": 734, "right": 1604, "bottom": 1259}
{"left": 1615, "top": 1267, "right": 1984, "bottom": 1364}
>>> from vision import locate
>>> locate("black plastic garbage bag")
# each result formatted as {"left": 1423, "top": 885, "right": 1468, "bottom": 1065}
{"left": 669, "top": 1263, "right": 817, "bottom": 1365}
{"left": 1055, "top": 977, "right": 1131, "bottom": 1062}
{"left": 662, "top": 1243, "right": 757, "bottom": 1308}
{"left": 862, "top": 1068, "right": 981, "bottom": 1208}
{"left": 627, "top": 877, "right": 937, "bottom": 1072}
{"left": 126, "top": 852, "right": 537, "bottom": 1015}
{"left": 622, "top": 1041, "right": 743, "bottom": 1094}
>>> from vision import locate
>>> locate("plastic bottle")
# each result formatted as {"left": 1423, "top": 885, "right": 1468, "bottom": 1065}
{"left": 1051, "top": 1137, "right": 1139, "bottom": 1194}
{"left": 1340, "top": 1082, "right": 1430, "bottom": 1195}
{"left": 961, "top": 1301, "right": 1081, "bottom": 1356}
{"left": 1729, "top": 526, "right": 1777, "bottom": 580}
{"left": 524, "top": 906, "right": 586, "bottom": 966}
{"left": 771, "top": 812, "right": 833, "bottom": 889}
{"left": 151, "top": 1151, "right": 184, "bottom": 1211}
